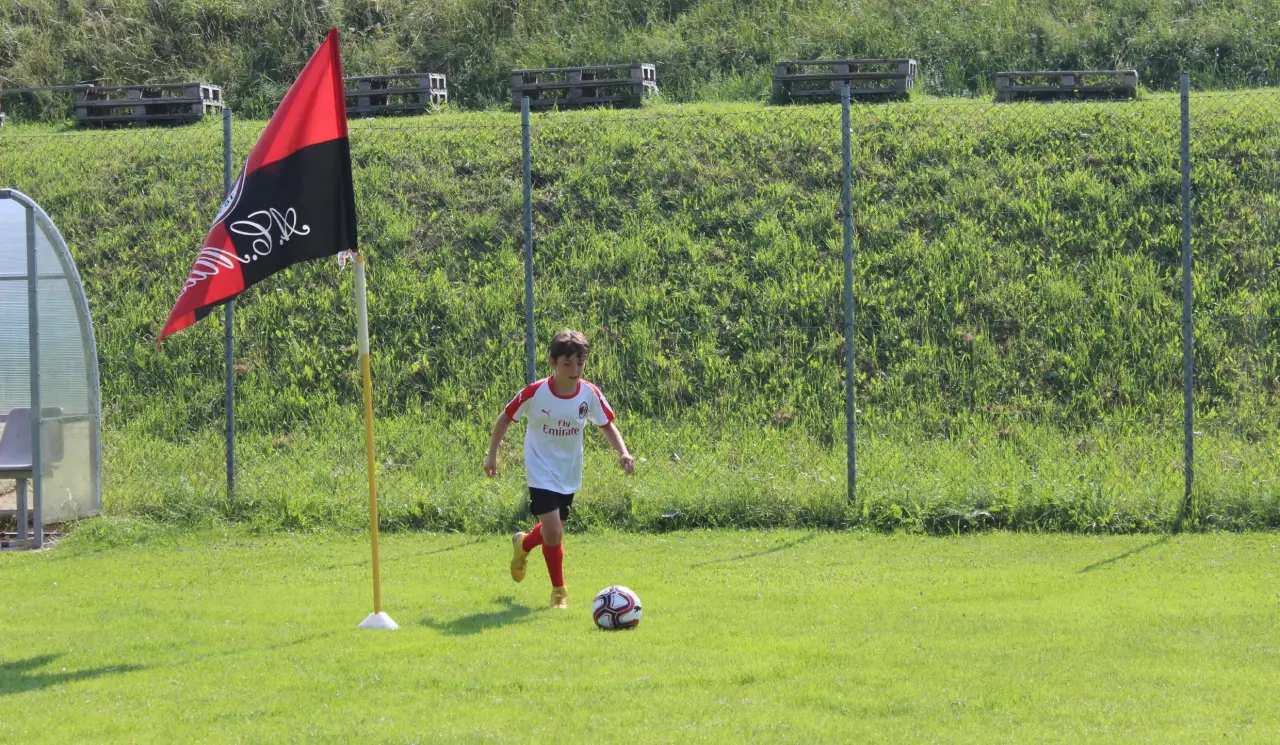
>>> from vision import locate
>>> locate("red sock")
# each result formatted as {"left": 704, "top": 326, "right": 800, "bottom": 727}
{"left": 522, "top": 524, "right": 543, "bottom": 552}
{"left": 542, "top": 543, "right": 564, "bottom": 587}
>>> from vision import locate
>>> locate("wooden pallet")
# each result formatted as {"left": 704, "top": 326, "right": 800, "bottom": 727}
{"left": 345, "top": 73, "right": 447, "bottom": 116}
{"left": 995, "top": 70, "right": 1138, "bottom": 102}
{"left": 773, "top": 59, "right": 917, "bottom": 101}
{"left": 511, "top": 63, "right": 657, "bottom": 110}
{"left": 74, "top": 83, "right": 223, "bottom": 126}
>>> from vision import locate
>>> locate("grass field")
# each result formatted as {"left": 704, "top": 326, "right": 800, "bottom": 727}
{"left": 1, "top": 525, "right": 1277, "bottom": 742}
{"left": 5, "top": 9, "right": 1280, "bottom": 742}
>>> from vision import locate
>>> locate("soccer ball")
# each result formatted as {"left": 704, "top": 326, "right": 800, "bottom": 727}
{"left": 592, "top": 585, "right": 642, "bottom": 630}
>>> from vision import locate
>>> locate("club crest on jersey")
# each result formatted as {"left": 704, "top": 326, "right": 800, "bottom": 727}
{"left": 578, "top": 402, "right": 588, "bottom": 418}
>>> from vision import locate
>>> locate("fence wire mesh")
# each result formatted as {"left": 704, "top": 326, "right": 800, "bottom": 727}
{"left": 847, "top": 96, "right": 1187, "bottom": 531}
{"left": 0, "top": 88, "right": 1277, "bottom": 531}
{"left": 0, "top": 122, "right": 224, "bottom": 433}
{"left": 527, "top": 109, "right": 849, "bottom": 526}
{"left": 1189, "top": 91, "right": 1280, "bottom": 529}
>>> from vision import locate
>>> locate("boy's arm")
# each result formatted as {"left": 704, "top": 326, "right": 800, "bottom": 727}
{"left": 485, "top": 413, "right": 512, "bottom": 477}
{"left": 600, "top": 422, "right": 635, "bottom": 475}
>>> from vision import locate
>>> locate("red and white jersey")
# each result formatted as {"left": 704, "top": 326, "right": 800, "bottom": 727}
{"left": 503, "top": 377, "right": 615, "bottom": 494}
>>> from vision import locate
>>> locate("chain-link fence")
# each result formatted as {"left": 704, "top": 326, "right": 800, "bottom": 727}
{"left": 1189, "top": 90, "right": 1280, "bottom": 530}
{"left": 848, "top": 94, "right": 1187, "bottom": 531}
{"left": 1, "top": 84, "right": 1278, "bottom": 531}
{"left": 0, "top": 122, "right": 225, "bottom": 431}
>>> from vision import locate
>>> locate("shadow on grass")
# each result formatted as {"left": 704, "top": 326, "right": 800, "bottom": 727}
{"left": 0, "top": 653, "right": 144, "bottom": 696}
{"left": 139, "top": 629, "right": 346, "bottom": 676}
{"left": 395, "top": 535, "right": 489, "bottom": 559}
{"left": 690, "top": 532, "right": 820, "bottom": 568}
{"left": 1079, "top": 535, "right": 1171, "bottom": 574}
{"left": 420, "top": 596, "right": 535, "bottom": 636}
{"left": 311, "top": 536, "right": 488, "bottom": 572}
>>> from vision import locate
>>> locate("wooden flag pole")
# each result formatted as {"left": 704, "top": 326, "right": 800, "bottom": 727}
{"left": 355, "top": 252, "right": 396, "bottom": 630}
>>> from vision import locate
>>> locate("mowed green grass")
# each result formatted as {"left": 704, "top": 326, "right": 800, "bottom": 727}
{"left": 1, "top": 527, "right": 1276, "bottom": 743}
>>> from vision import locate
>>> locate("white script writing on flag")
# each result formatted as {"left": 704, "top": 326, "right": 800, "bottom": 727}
{"left": 179, "top": 208, "right": 311, "bottom": 298}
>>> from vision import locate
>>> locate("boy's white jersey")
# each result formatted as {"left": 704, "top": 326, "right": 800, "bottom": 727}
{"left": 504, "top": 378, "right": 615, "bottom": 494}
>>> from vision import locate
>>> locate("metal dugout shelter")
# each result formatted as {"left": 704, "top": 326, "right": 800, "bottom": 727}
{"left": 0, "top": 189, "right": 101, "bottom": 549}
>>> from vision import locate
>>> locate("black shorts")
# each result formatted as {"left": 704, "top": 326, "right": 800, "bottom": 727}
{"left": 529, "top": 487, "right": 575, "bottom": 521}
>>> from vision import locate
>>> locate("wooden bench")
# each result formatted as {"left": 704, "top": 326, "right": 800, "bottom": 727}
{"left": 74, "top": 83, "right": 223, "bottom": 126}
{"left": 773, "top": 59, "right": 917, "bottom": 102}
{"left": 345, "top": 73, "right": 447, "bottom": 116}
{"left": 511, "top": 63, "right": 657, "bottom": 110}
{"left": 995, "top": 70, "right": 1138, "bottom": 102}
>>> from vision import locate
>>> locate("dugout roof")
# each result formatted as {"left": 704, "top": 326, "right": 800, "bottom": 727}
{"left": 0, "top": 189, "right": 101, "bottom": 531}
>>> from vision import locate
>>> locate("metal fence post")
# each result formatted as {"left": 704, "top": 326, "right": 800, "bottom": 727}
{"left": 223, "top": 107, "right": 235, "bottom": 496}
{"left": 25, "top": 203, "right": 42, "bottom": 547}
{"left": 522, "top": 96, "right": 536, "bottom": 384}
{"left": 1179, "top": 73, "right": 1194, "bottom": 522}
{"left": 841, "top": 85, "right": 858, "bottom": 502}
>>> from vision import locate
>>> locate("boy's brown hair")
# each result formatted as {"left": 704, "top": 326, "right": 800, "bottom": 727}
{"left": 548, "top": 329, "right": 589, "bottom": 360}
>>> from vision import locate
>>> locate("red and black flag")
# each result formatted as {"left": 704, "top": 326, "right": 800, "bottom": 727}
{"left": 158, "top": 27, "right": 357, "bottom": 344}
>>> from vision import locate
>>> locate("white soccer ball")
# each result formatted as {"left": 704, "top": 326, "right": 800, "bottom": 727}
{"left": 592, "top": 585, "right": 642, "bottom": 630}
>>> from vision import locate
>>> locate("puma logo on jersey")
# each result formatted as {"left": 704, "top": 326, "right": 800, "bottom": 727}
{"left": 540, "top": 408, "right": 551, "bottom": 416}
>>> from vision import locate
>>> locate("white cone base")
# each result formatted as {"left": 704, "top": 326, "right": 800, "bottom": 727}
{"left": 358, "top": 611, "right": 399, "bottom": 630}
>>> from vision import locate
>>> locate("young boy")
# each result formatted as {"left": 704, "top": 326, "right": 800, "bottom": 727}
{"left": 484, "top": 330, "right": 635, "bottom": 609}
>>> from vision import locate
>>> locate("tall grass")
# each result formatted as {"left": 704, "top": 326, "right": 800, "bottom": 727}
{"left": 103, "top": 409, "right": 1280, "bottom": 533}
{"left": 3, "top": 97, "right": 1275, "bottom": 432}
{"left": 2, "top": 0, "right": 1279, "bottom": 118}
{"left": 2, "top": 94, "right": 1279, "bottom": 531}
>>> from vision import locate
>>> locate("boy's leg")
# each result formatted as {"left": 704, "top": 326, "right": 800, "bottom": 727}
{"left": 510, "top": 528, "right": 532, "bottom": 582}
{"left": 524, "top": 489, "right": 572, "bottom": 607}
{"left": 521, "top": 524, "right": 544, "bottom": 552}
{"left": 538, "top": 509, "right": 565, "bottom": 582}
{"left": 539, "top": 508, "right": 569, "bottom": 608}
{"left": 514, "top": 488, "right": 556, "bottom": 582}
{"left": 511, "top": 520, "right": 546, "bottom": 582}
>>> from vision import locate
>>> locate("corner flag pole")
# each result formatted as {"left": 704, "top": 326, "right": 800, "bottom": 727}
{"left": 355, "top": 253, "right": 397, "bottom": 630}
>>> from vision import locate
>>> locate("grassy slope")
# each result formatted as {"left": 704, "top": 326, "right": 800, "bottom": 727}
{"left": 1, "top": 528, "right": 1277, "bottom": 742}
{"left": 3, "top": 96, "right": 1280, "bottom": 530}
{"left": 2, "top": 0, "right": 1279, "bottom": 117}
{"left": 3, "top": 96, "right": 1279, "bottom": 433}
